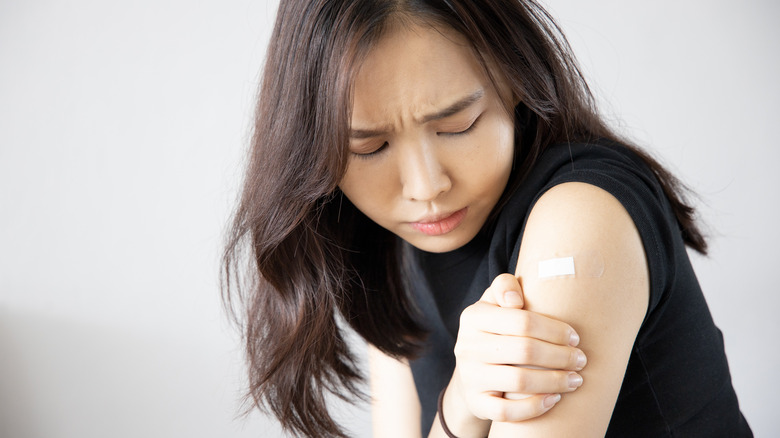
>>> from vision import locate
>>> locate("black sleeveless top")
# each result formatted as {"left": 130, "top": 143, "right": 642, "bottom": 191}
{"left": 406, "top": 142, "right": 752, "bottom": 437}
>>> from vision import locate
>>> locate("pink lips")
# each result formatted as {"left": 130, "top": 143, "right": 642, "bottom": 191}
{"left": 410, "top": 208, "right": 468, "bottom": 236}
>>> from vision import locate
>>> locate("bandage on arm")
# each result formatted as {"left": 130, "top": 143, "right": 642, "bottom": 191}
{"left": 523, "top": 250, "right": 605, "bottom": 280}
{"left": 489, "top": 182, "right": 649, "bottom": 437}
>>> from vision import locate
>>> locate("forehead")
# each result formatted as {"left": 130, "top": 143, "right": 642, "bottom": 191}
{"left": 351, "top": 22, "right": 490, "bottom": 125}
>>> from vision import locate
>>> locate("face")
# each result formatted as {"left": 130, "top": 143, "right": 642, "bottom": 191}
{"left": 339, "top": 22, "right": 515, "bottom": 253}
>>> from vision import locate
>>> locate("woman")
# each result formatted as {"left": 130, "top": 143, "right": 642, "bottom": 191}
{"left": 222, "top": 0, "right": 751, "bottom": 436}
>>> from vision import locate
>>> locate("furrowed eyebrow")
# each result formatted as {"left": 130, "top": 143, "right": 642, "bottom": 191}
{"left": 349, "top": 89, "right": 485, "bottom": 139}
{"left": 349, "top": 127, "right": 390, "bottom": 139}
{"left": 418, "top": 89, "right": 484, "bottom": 124}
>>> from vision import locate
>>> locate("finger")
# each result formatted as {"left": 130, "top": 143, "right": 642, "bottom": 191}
{"left": 476, "top": 364, "right": 582, "bottom": 394}
{"left": 463, "top": 303, "right": 579, "bottom": 346}
{"left": 470, "top": 336, "right": 587, "bottom": 371}
{"left": 494, "top": 273, "right": 525, "bottom": 308}
{"left": 475, "top": 392, "right": 562, "bottom": 423}
{"left": 479, "top": 273, "right": 523, "bottom": 308}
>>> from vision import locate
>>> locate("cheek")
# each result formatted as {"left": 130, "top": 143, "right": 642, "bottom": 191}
{"left": 339, "top": 166, "right": 366, "bottom": 206}
{"left": 339, "top": 161, "right": 393, "bottom": 217}
{"left": 468, "top": 120, "right": 514, "bottom": 188}
{"left": 496, "top": 124, "right": 515, "bottom": 173}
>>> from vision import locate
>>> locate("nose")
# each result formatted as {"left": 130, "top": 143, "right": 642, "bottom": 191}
{"left": 399, "top": 142, "right": 451, "bottom": 202}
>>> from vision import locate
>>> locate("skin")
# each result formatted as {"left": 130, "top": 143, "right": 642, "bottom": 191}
{"left": 345, "top": 21, "right": 649, "bottom": 438}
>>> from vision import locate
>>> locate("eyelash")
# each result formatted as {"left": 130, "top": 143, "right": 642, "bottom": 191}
{"left": 439, "top": 115, "right": 481, "bottom": 137}
{"left": 351, "top": 115, "right": 482, "bottom": 159}
{"left": 353, "top": 142, "right": 388, "bottom": 160}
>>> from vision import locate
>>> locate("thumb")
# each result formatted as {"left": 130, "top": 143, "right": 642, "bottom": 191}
{"left": 501, "top": 289, "right": 524, "bottom": 308}
{"left": 479, "top": 273, "right": 525, "bottom": 308}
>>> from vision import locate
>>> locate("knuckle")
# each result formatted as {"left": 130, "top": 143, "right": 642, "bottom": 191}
{"left": 459, "top": 307, "right": 474, "bottom": 325}
{"left": 495, "top": 272, "right": 515, "bottom": 284}
{"left": 514, "top": 312, "right": 533, "bottom": 334}
{"left": 515, "top": 339, "right": 535, "bottom": 364}
{"left": 559, "top": 371, "right": 572, "bottom": 388}
{"left": 491, "top": 273, "right": 517, "bottom": 293}
{"left": 453, "top": 338, "right": 474, "bottom": 358}
{"left": 568, "top": 348, "right": 579, "bottom": 368}
{"left": 453, "top": 342, "right": 466, "bottom": 358}
{"left": 513, "top": 369, "right": 530, "bottom": 391}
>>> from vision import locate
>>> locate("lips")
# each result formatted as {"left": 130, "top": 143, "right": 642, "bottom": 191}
{"left": 410, "top": 208, "right": 468, "bottom": 236}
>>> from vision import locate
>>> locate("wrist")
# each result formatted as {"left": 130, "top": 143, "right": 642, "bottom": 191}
{"left": 439, "top": 379, "right": 490, "bottom": 438}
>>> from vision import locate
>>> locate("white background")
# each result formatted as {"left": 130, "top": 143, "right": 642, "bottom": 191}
{"left": 0, "top": 0, "right": 777, "bottom": 437}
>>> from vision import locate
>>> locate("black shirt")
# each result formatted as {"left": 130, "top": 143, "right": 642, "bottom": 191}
{"left": 407, "top": 142, "right": 752, "bottom": 437}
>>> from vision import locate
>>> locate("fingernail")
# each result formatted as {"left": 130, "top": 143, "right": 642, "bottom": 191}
{"left": 568, "top": 373, "right": 583, "bottom": 389}
{"left": 569, "top": 330, "right": 580, "bottom": 346}
{"left": 576, "top": 351, "right": 587, "bottom": 370}
{"left": 503, "top": 290, "right": 523, "bottom": 307}
{"left": 543, "top": 393, "right": 561, "bottom": 408}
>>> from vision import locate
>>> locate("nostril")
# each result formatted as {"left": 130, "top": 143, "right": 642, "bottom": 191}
{"left": 403, "top": 171, "right": 451, "bottom": 201}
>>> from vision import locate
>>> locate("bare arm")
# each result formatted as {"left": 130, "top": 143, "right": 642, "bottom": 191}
{"left": 368, "top": 344, "right": 423, "bottom": 438}
{"left": 369, "top": 343, "right": 493, "bottom": 438}
{"left": 489, "top": 182, "right": 649, "bottom": 437}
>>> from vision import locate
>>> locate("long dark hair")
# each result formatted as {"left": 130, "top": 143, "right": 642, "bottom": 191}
{"left": 222, "top": 0, "right": 707, "bottom": 436}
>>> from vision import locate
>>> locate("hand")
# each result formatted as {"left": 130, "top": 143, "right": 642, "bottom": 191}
{"left": 449, "top": 273, "right": 587, "bottom": 424}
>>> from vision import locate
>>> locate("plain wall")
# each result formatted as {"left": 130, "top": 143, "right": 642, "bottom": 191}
{"left": 0, "top": 0, "right": 777, "bottom": 436}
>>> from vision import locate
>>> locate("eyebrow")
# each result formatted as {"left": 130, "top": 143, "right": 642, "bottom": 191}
{"left": 349, "top": 89, "right": 485, "bottom": 139}
{"left": 419, "top": 89, "right": 485, "bottom": 123}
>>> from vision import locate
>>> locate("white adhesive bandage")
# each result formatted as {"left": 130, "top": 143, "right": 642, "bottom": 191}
{"left": 538, "top": 256, "right": 575, "bottom": 278}
{"left": 523, "top": 250, "right": 605, "bottom": 280}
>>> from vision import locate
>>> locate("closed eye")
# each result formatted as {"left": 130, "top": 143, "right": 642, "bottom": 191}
{"left": 438, "top": 114, "right": 482, "bottom": 137}
{"left": 352, "top": 141, "right": 388, "bottom": 159}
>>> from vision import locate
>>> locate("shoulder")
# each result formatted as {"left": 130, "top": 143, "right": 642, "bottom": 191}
{"left": 523, "top": 181, "right": 647, "bottom": 255}
{"left": 515, "top": 181, "right": 650, "bottom": 315}
{"left": 500, "top": 141, "right": 666, "bottom": 236}
{"left": 498, "top": 142, "right": 677, "bottom": 306}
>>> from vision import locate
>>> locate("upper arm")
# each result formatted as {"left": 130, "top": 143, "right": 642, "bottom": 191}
{"left": 490, "top": 182, "right": 649, "bottom": 437}
{"left": 368, "top": 344, "right": 423, "bottom": 438}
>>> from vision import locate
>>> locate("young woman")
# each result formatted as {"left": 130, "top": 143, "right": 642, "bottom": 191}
{"left": 222, "top": 0, "right": 752, "bottom": 436}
